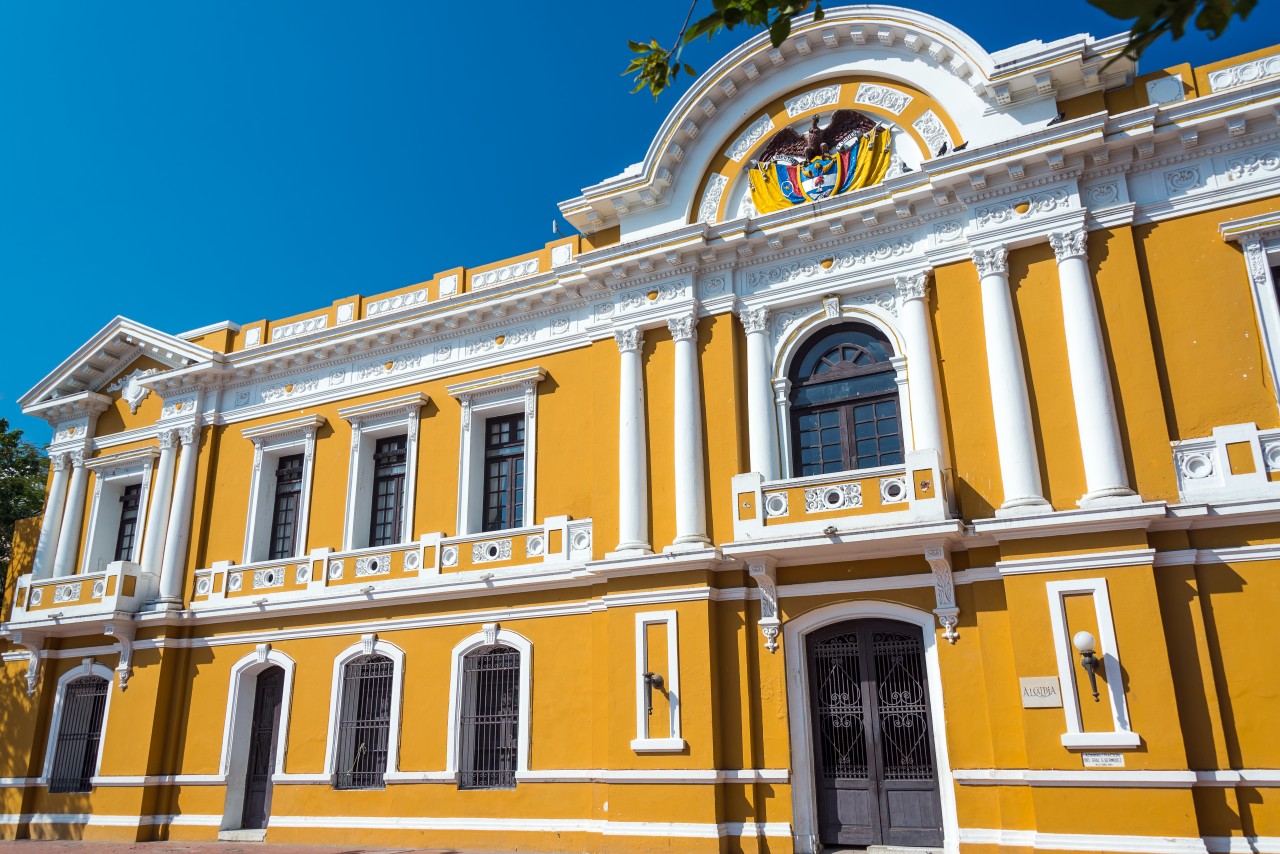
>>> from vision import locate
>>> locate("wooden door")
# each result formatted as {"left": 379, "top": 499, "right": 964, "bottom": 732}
{"left": 241, "top": 667, "right": 284, "bottom": 830}
{"left": 807, "top": 620, "right": 943, "bottom": 849}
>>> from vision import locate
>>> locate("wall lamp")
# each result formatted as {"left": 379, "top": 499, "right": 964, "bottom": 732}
{"left": 1073, "top": 630, "right": 1101, "bottom": 702}
{"left": 642, "top": 671, "right": 665, "bottom": 717}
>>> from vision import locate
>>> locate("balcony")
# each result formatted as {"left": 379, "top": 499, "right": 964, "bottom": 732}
{"left": 8, "top": 561, "right": 152, "bottom": 626}
{"left": 190, "top": 515, "right": 594, "bottom": 611}
{"left": 1172, "top": 423, "right": 1280, "bottom": 505}
{"left": 726, "top": 449, "right": 958, "bottom": 556}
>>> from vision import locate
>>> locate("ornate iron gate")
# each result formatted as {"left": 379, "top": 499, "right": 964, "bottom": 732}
{"left": 459, "top": 646, "right": 520, "bottom": 790}
{"left": 333, "top": 654, "right": 394, "bottom": 789}
{"left": 806, "top": 619, "right": 943, "bottom": 848}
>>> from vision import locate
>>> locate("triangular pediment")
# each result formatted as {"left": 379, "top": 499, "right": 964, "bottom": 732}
{"left": 19, "top": 316, "right": 220, "bottom": 409}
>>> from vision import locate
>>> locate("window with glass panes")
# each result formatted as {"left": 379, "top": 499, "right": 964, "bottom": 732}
{"left": 113, "top": 483, "right": 142, "bottom": 562}
{"left": 368, "top": 435, "right": 408, "bottom": 547}
{"left": 268, "top": 454, "right": 305, "bottom": 560}
{"left": 482, "top": 415, "right": 524, "bottom": 532}
{"left": 789, "top": 325, "right": 904, "bottom": 476}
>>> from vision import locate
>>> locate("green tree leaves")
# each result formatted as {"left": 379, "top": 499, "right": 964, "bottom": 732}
{"left": 1090, "top": 0, "right": 1257, "bottom": 63}
{"left": 0, "top": 419, "right": 48, "bottom": 587}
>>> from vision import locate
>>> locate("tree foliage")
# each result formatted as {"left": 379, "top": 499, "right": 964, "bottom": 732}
{"left": 625, "top": 0, "right": 1258, "bottom": 98}
{"left": 0, "top": 419, "right": 48, "bottom": 586}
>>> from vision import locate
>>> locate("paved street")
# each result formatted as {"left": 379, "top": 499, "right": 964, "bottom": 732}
{"left": 0, "top": 844, "right": 512, "bottom": 854}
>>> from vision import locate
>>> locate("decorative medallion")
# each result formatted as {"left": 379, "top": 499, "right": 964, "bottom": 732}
{"left": 106, "top": 368, "right": 159, "bottom": 414}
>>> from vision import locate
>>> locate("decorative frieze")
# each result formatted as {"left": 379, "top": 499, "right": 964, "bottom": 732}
{"left": 1208, "top": 54, "right": 1280, "bottom": 92}
{"left": 854, "top": 83, "right": 912, "bottom": 115}
{"left": 472, "top": 539, "right": 513, "bottom": 564}
{"left": 697, "top": 173, "right": 728, "bottom": 224}
{"left": 472, "top": 259, "right": 540, "bottom": 290}
{"left": 725, "top": 115, "right": 776, "bottom": 162}
{"left": 785, "top": 84, "right": 841, "bottom": 117}
{"left": 271, "top": 315, "right": 328, "bottom": 343}
{"left": 805, "top": 483, "right": 862, "bottom": 513}
{"left": 355, "top": 554, "right": 392, "bottom": 577}
{"left": 912, "top": 110, "right": 950, "bottom": 155}
{"left": 367, "top": 288, "right": 429, "bottom": 318}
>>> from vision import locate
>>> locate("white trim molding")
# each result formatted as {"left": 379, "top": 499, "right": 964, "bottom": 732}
{"left": 1221, "top": 212, "right": 1280, "bottom": 414}
{"left": 960, "top": 828, "right": 1210, "bottom": 853}
{"left": 39, "top": 659, "right": 116, "bottom": 787}
{"left": 1046, "top": 577, "right": 1141, "bottom": 749}
{"left": 241, "top": 415, "right": 325, "bottom": 564}
{"left": 782, "top": 600, "right": 959, "bottom": 854}
{"left": 217, "top": 646, "right": 296, "bottom": 831}
{"left": 445, "top": 624, "right": 533, "bottom": 783}
{"left": 446, "top": 367, "right": 546, "bottom": 534}
{"left": 631, "top": 610, "right": 685, "bottom": 753}
{"left": 322, "top": 635, "right": 406, "bottom": 785}
{"left": 337, "top": 393, "right": 428, "bottom": 551}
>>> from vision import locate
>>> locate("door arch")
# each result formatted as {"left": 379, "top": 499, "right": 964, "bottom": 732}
{"left": 219, "top": 648, "right": 296, "bottom": 834}
{"left": 784, "top": 602, "right": 959, "bottom": 854}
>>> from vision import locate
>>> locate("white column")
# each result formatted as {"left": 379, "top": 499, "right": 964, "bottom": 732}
{"left": 1050, "top": 227, "right": 1136, "bottom": 503}
{"left": 973, "top": 246, "right": 1051, "bottom": 513}
{"left": 740, "top": 307, "right": 780, "bottom": 480}
{"left": 31, "top": 452, "right": 71, "bottom": 579}
{"left": 157, "top": 424, "right": 201, "bottom": 605}
{"left": 668, "top": 313, "right": 710, "bottom": 549}
{"left": 613, "top": 327, "right": 652, "bottom": 555}
{"left": 140, "top": 429, "right": 178, "bottom": 576}
{"left": 51, "top": 449, "right": 89, "bottom": 578}
{"left": 895, "top": 272, "right": 949, "bottom": 465}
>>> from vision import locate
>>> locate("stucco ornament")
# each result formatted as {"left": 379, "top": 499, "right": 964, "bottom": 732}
{"left": 106, "top": 368, "right": 159, "bottom": 414}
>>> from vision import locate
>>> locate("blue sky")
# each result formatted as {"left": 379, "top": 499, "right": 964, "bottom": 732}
{"left": 4, "top": 1, "right": 1278, "bottom": 445}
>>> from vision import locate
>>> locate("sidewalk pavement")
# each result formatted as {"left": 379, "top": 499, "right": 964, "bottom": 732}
{"left": 0, "top": 843, "right": 514, "bottom": 854}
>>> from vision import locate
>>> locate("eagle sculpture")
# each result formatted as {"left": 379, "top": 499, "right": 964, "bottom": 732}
{"left": 753, "top": 110, "right": 877, "bottom": 166}
{"left": 747, "top": 110, "right": 892, "bottom": 214}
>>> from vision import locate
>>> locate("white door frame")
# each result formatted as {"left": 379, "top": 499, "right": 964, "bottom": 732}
{"left": 218, "top": 647, "right": 296, "bottom": 831}
{"left": 783, "top": 600, "right": 959, "bottom": 854}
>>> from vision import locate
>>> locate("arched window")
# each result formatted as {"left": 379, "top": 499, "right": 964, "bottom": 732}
{"left": 458, "top": 645, "right": 521, "bottom": 790}
{"left": 332, "top": 654, "right": 394, "bottom": 790}
{"left": 47, "top": 672, "right": 110, "bottom": 793}
{"left": 789, "top": 323, "right": 903, "bottom": 476}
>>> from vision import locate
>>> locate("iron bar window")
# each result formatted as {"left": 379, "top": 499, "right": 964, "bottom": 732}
{"left": 482, "top": 415, "right": 524, "bottom": 533}
{"left": 368, "top": 435, "right": 408, "bottom": 547}
{"left": 113, "top": 483, "right": 142, "bottom": 562}
{"left": 333, "top": 654, "right": 394, "bottom": 790}
{"left": 458, "top": 646, "right": 520, "bottom": 790}
{"left": 268, "top": 454, "right": 305, "bottom": 560}
{"left": 48, "top": 676, "right": 109, "bottom": 794}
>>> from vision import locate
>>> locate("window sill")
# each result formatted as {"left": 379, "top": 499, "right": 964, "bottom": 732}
{"left": 630, "top": 737, "right": 688, "bottom": 754}
{"left": 1061, "top": 731, "right": 1141, "bottom": 749}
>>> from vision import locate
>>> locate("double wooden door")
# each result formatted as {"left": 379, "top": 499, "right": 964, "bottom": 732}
{"left": 806, "top": 620, "right": 944, "bottom": 849}
{"left": 241, "top": 667, "right": 284, "bottom": 830}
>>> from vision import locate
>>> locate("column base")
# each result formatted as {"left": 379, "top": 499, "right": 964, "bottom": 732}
{"left": 1077, "top": 488, "right": 1141, "bottom": 508}
{"left": 606, "top": 545, "right": 654, "bottom": 559}
{"left": 994, "top": 496, "right": 1054, "bottom": 518}
{"left": 664, "top": 537, "right": 712, "bottom": 554}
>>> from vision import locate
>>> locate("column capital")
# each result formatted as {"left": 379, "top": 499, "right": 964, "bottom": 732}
{"left": 614, "top": 326, "right": 644, "bottom": 353}
{"left": 971, "top": 245, "right": 1008, "bottom": 278}
{"left": 50, "top": 451, "right": 71, "bottom": 472}
{"left": 178, "top": 424, "right": 201, "bottom": 446}
{"left": 157, "top": 428, "right": 179, "bottom": 450}
{"left": 738, "top": 306, "right": 770, "bottom": 334}
{"left": 667, "top": 313, "right": 698, "bottom": 342}
{"left": 895, "top": 271, "right": 930, "bottom": 302}
{"left": 68, "top": 448, "right": 86, "bottom": 468}
{"left": 1049, "top": 227, "right": 1088, "bottom": 262}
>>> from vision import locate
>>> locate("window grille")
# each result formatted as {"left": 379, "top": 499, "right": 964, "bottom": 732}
{"left": 113, "top": 483, "right": 142, "bottom": 562}
{"left": 48, "top": 676, "right": 109, "bottom": 794}
{"left": 333, "top": 654, "right": 394, "bottom": 790}
{"left": 268, "top": 454, "right": 305, "bottom": 560}
{"left": 368, "top": 435, "right": 408, "bottom": 547}
{"left": 482, "top": 415, "right": 525, "bottom": 532}
{"left": 458, "top": 646, "right": 520, "bottom": 790}
{"left": 789, "top": 325, "right": 903, "bottom": 476}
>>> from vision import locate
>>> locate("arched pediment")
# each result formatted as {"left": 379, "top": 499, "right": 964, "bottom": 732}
{"left": 559, "top": 5, "right": 1131, "bottom": 240}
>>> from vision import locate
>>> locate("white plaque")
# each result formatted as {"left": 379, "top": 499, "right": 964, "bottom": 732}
{"left": 1082, "top": 752, "right": 1125, "bottom": 768}
{"left": 1020, "top": 677, "right": 1063, "bottom": 708}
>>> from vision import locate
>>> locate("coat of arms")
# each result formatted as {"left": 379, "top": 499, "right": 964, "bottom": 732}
{"left": 747, "top": 110, "right": 892, "bottom": 214}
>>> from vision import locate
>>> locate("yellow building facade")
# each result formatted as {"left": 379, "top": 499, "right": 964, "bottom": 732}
{"left": 3, "top": 7, "right": 1280, "bottom": 853}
